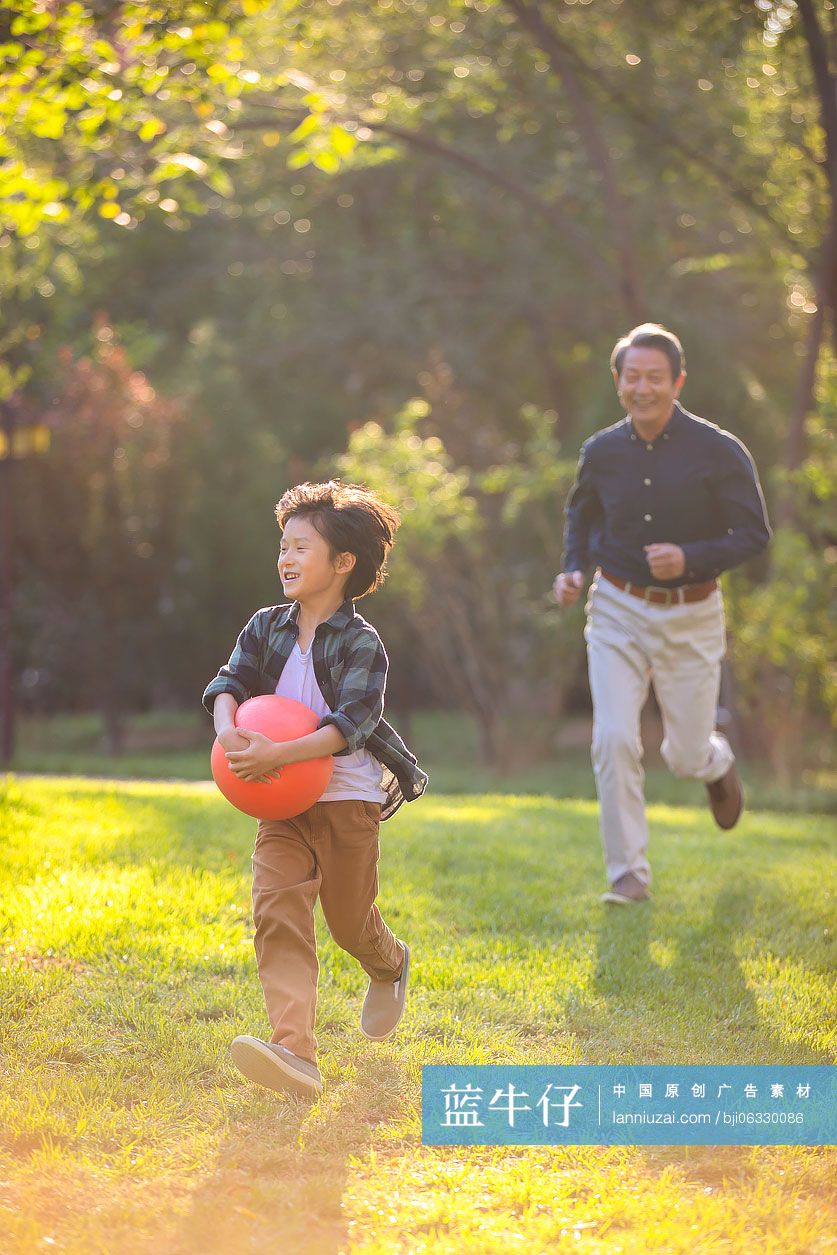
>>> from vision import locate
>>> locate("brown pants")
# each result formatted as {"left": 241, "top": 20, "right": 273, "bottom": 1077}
{"left": 251, "top": 799, "right": 403, "bottom": 1062}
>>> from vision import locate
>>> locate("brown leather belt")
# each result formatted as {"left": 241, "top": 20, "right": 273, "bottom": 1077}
{"left": 600, "top": 569, "right": 718, "bottom": 606}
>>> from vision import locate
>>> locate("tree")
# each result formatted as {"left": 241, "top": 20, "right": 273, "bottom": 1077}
{"left": 5, "top": 0, "right": 834, "bottom": 771}
{"left": 0, "top": 0, "right": 354, "bottom": 234}
{"left": 31, "top": 320, "right": 186, "bottom": 750}
{"left": 337, "top": 396, "right": 579, "bottom": 768}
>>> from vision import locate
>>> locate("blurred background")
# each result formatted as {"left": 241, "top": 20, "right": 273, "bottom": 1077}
{"left": 0, "top": 0, "right": 833, "bottom": 807}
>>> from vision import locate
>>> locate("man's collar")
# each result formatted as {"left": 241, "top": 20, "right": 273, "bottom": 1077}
{"left": 277, "top": 597, "right": 356, "bottom": 632}
{"left": 625, "top": 401, "right": 686, "bottom": 443}
{"left": 669, "top": 401, "right": 687, "bottom": 428}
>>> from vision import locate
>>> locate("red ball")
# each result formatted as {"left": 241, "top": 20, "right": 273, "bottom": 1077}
{"left": 211, "top": 695, "right": 334, "bottom": 820}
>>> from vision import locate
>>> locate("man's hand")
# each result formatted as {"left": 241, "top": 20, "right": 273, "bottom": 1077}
{"left": 552, "top": 570, "right": 585, "bottom": 607}
{"left": 644, "top": 543, "right": 686, "bottom": 581}
{"left": 225, "top": 730, "right": 287, "bottom": 783}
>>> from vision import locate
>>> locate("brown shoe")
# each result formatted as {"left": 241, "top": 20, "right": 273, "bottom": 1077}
{"left": 706, "top": 764, "right": 744, "bottom": 829}
{"left": 229, "top": 1037, "right": 322, "bottom": 1097}
{"left": 600, "top": 872, "right": 651, "bottom": 905}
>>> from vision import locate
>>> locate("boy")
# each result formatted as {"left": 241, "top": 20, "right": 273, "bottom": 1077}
{"left": 203, "top": 480, "right": 427, "bottom": 1098}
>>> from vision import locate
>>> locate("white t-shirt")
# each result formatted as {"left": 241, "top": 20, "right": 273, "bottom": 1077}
{"left": 274, "top": 641, "right": 387, "bottom": 804}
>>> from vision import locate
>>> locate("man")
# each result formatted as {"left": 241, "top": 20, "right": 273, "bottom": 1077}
{"left": 553, "top": 323, "right": 770, "bottom": 904}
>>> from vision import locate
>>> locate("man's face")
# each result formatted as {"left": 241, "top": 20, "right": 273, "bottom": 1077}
{"left": 613, "top": 346, "right": 685, "bottom": 427}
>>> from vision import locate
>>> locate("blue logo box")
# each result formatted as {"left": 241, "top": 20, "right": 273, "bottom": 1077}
{"left": 422, "top": 1066, "right": 836, "bottom": 1146}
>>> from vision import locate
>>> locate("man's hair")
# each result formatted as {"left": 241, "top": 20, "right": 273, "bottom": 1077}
{"left": 610, "top": 323, "right": 685, "bottom": 381}
{"left": 274, "top": 480, "right": 400, "bottom": 600}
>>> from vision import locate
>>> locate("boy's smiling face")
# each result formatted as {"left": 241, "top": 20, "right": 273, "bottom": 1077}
{"left": 278, "top": 514, "right": 354, "bottom": 601}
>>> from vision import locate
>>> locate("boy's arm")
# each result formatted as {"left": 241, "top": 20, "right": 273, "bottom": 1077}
{"left": 317, "top": 629, "right": 387, "bottom": 755}
{"left": 272, "top": 724, "right": 348, "bottom": 762}
{"left": 220, "top": 622, "right": 385, "bottom": 780}
{"left": 213, "top": 693, "right": 248, "bottom": 752}
{"left": 214, "top": 692, "right": 280, "bottom": 783}
{"left": 224, "top": 719, "right": 347, "bottom": 782}
{"left": 202, "top": 610, "right": 266, "bottom": 714}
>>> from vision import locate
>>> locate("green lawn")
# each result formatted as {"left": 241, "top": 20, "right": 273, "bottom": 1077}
{"left": 8, "top": 709, "right": 836, "bottom": 814}
{"left": 1, "top": 774, "right": 835, "bottom": 1254}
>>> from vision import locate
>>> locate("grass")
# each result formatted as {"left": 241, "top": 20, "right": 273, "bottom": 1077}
{"left": 1, "top": 773, "right": 835, "bottom": 1253}
{"left": 8, "top": 710, "right": 836, "bottom": 814}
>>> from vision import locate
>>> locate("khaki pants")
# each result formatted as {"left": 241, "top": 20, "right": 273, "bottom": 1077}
{"left": 584, "top": 575, "right": 735, "bottom": 887}
{"left": 251, "top": 799, "right": 403, "bottom": 1062}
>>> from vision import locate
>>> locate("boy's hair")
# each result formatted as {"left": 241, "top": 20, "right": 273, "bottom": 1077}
{"left": 610, "top": 322, "right": 685, "bottom": 381}
{"left": 275, "top": 480, "right": 400, "bottom": 600}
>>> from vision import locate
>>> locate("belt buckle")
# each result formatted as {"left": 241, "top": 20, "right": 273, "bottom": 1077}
{"left": 645, "top": 585, "right": 674, "bottom": 606}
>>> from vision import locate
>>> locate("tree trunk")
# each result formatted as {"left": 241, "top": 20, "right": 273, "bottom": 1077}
{"left": 718, "top": 657, "right": 745, "bottom": 760}
{"left": 96, "top": 467, "right": 125, "bottom": 756}
{"left": 777, "top": 213, "right": 833, "bottom": 526}
{"left": 98, "top": 607, "right": 124, "bottom": 757}
{"left": 796, "top": 0, "right": 837, "bottom": 353}
{"left": 504, "top": 0, "right": 644, "bottom": 322}
{"left": 0, "top": 402, "right": 15, "bottom": 765}
{"left": 524, "top": 305, "right": 577, "bottom": 439}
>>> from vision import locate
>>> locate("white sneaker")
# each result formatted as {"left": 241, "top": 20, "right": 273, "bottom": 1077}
{"left": 360, "top": 942, "right": 410, "bottom": 1040}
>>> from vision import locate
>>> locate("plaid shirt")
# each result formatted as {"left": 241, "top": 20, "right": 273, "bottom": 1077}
{"left": 202, "top": 598, "right": 427, "bottom": 821}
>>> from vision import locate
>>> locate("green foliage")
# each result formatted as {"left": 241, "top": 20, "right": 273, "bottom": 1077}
{"left": 0, "top": 0, "right": 357, "bottom": 236}
{"left": 477, "top": 404, "right": 579, "bottom": 529}
{"left": 725, "top": 360, "right": 836, "bottom": 778}
{"left": 338, "top": 399, "right": 479, "bottom": 608}
{"left": 336, "top": 398, "right": 581, "bottom": 764}
{"left": 728, "top": 527, "right": 835, "bottom": 707}
{"left": 3, "top": 0, "right": 835, "bottom": 760}
{"left": 15, "top": 323, "right": 187, "bottom": 733}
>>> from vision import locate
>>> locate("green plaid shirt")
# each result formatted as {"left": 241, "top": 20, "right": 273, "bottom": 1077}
{"left": 203, "top": 598, "right": 427, "bottom": 820}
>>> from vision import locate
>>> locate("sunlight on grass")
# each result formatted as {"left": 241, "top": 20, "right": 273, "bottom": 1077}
{"left": 1, "top": 775, "right": 834, "bottom": 1253}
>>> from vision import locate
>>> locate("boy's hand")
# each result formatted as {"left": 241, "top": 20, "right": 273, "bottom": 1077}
{"left": 217, "top": 728, "right": 249, "bottom": 755}
{"left": 225, "top": 729, "right": 286, "bottom": 784}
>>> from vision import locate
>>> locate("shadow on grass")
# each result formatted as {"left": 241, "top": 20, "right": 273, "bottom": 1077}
{"left": 588, "top": 880, "right": 832, "bottom": 1064}
{"left": 8, "top": 783, "right": 831, "bottom": 1051}
{"left": 4, "top": 780, "right": 834, "bottom": 1253}
{"left": 166, "top": 1051, "right": 410, "bottom": 1255}
{"left": 29, "top": 785, "right": 826, "bottom": 1059}
{"left": 575, "top": 881, "right": 833, "bottom": 1199}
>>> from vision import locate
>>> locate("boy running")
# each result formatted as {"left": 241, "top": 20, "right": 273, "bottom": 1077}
{"left": 203, "top": 481, "right": 427, "bottom": 1098}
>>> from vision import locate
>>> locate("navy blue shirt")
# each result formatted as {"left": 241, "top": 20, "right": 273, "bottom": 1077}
{"left": 562, "top": 403, "right": 771, "bottom": 587}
